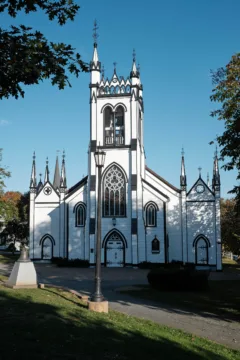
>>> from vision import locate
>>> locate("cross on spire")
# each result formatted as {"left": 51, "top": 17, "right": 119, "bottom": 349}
{"left": 181, "top": 147, "right": 185, "bottom": 157}
{"left": 93, "top": 19, "right": 99, "bottom": 47}
{"left": 133, "top": 48, "right": 136, "bottom": 62}
{"left": 198, "top": 167, "right": 202, "bottom": 177}
{"left": 113, "top": 62, "right": 117, "bottom": 74}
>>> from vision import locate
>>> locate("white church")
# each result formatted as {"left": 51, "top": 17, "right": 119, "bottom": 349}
{"left": 29, "top": 37, "right": 222, "bottom": 270}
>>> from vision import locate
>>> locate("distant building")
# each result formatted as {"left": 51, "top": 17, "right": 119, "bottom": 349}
{"left": 29, "top": 38, "right": 222, "bottom": 270}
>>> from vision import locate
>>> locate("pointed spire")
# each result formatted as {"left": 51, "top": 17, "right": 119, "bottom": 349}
{"left": 130, "top": 48, "right": 139, "bottom": 78}
{"left": 180, "top": 148, "right": 187, "bottom": 191}
{"left": 30, "top": 152, "right": 37, "bottom": 189}
{"left": 207, "top": 172, "right": 210, "bottom": 187}
{"left": 37, "top": 173, "right": 43, "bottom": 193}
{"left": 60, "top": 151, "right": 67, "bottom": 190}
{"left": 212, "top": 147, "right": 220, "bottom": 191}
{"left": 90, "top": 20, "right": 101, "bottom": 72}
{"left": 53, "top": 153, "right": 60, "bottom": 190}
{"left": 44, "top": 157, "right": 50, "bottom": 183}
{"left": 101, "top": 65, "right": 105, "bottom": 81}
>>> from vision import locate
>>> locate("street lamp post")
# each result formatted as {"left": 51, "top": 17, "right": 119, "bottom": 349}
{"left": 91, "top": 148, "right": 106, "bottom": 303}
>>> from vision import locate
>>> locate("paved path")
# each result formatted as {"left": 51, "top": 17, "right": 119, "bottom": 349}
{"left": 1, "top": 263, "right": 239, "bottom": 350}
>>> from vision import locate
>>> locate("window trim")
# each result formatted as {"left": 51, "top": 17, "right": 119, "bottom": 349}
{"left": 74, "top": 202, "right": 86, "bottom": 227}
{"left": 152, "top": 236, "right": 160, "bottom": 254}
{"left": 102, "top": 163, "right": 127, "bottom": 218}
{"left": 145, "top": 201, "right": 158, "bottom": 227}
{"left": 103, "top": 105, "right": 125, "bottom": 147}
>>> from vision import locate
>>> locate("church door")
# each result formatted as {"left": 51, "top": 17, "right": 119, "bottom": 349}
{"left": 196, "top": 238, "right": 208, "bottom": 264}
{"left": 105, "top": 232, "right": 125, "bottom": 267}
{"left": 42, "top": 238, "right": 53, "bottom": 260}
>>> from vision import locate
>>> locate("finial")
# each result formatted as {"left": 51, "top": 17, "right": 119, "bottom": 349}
{"left": 62, "top": 150, "right": 65, "bottom": 160}
{"left": 207, "top": 172, "right": 209, "bottom": 184}
{"left": 93, "top": 19, "right": 99, "bottom": 47}
{"left": 46, "top": 157, "right": 48, "bottom": 165}
{"left": 198, "top": 167, "right": 202, "bottom": 177}
{"left": 113, "top": 62, "right": 117, "bottom": 74}
{"left": 39, "top": 173, "right": 42, "bottom": 181}
{"left": 101, "top": 65, "right": 105, "bottom": 80}
{"left": 133, "top": 48, "right": 136, "bottom": 62}
{"left": 215, "top": 145, "right": 218, "bottom": 158}
{"left": 57, "top": 150, "right": 60, "bottom": 156}
{"left": 33, "top": 151, "right": 36, "bottom": 160}
{"left": 181, "top": 147, "right": 184, "bottom": 157}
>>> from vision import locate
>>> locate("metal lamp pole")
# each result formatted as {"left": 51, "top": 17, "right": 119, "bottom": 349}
{"left": 91, "top": 149, "right": 106, "bottom": 302}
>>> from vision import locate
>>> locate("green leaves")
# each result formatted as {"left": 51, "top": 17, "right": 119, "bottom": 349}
{"left": 0, "top": 1, "right": 80, "bottom": 25}
{"left": 210, "top": 54, "right": 240, "bottom": 202}
{"left": 0, "top": 25, "right": 89, "bottom": 99}
{"left": 0, "top": 1, "right": 89, "bottom": 99}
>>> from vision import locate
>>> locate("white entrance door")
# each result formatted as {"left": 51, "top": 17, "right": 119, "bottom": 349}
{"left": 42, "top": 238, "right": 52, "bottom": 260}
{"left": 196, "top": 238, "right": 208, "bottom": 264}
{"left": 106, "top": 233, "right": 124, "bottom": 267}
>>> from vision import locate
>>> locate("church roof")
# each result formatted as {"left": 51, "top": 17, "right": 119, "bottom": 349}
{"left": 145, "top": 166, "right": 181, "bottom": 193}
{"left": 65, "top": 176, "right": 88, "bottom": 199}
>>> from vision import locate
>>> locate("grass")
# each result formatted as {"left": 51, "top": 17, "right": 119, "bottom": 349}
{"left": 0, "top": 284, "right": 239, "bottom": 360}
{"left": 120, "top": 280, "right": 240, "bottom": 321}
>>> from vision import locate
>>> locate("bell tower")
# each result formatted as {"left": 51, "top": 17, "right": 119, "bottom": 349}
{"left": 87, "top": 22, "right": 146, "bottom": 265}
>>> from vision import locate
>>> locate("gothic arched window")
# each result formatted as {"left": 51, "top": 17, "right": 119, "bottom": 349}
{"left": 75, "top": 203, "right": 86, "bottom": 227}
{"left": 104, "top": 106, "right": 125, "bottom": 146}
{"left": 103, "top": 165, "right": 126, "bottom": 217}
{"left": 145, "top": 202, "right": 157, "bottom": 227}
{"left": 152, "top": 236, "right": 160, "bottom": 253}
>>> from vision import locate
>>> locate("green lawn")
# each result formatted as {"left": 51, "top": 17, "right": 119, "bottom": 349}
{"left": 0, "top": 285, "right": 239, "bottom": 360}
{"left": 120, "top": 280, "right": 240, "bottom": 322}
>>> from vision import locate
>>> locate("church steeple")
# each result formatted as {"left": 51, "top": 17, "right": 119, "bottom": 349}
{"left": 30, "top": 152, "right": 37, "bottom": 189}
{"left": 44, "top": 157, "right": 50, "bottom": 183}
{"left": 130, "top": 49, "right": 139, "bottom": 79}
{"left": 53, "top": 154, "right": 60, "bottom": 190}
{"left": 90, "top": 20, "right": 101, "bottom": 76}
{"left": 180, "top": 148, "right": 187, "bottom": 191}
{"left": 60, "top": 151, "right": 67, "bottom": 190}
{"left": 212, "top": 148, "right": 220, "bottom": 193}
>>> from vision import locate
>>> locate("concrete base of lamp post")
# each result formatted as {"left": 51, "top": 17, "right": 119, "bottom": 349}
{"left": 88, "top": 300, "right": 109, "bottom": 313}
{"left": 5, "top": 247, "right": 38, "bottom": 289}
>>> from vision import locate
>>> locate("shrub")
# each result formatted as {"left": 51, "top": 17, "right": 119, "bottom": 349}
{"left": 52, "top": 257, "right": 89, "bottom": 268}
{"left": 147, "top": 267, "right": 209, "bottom": 291}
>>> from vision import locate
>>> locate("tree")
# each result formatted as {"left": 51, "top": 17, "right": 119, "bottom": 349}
{"left": 210, "top": 53, "right": 240, "bottom": 204}
{"left": 221, "top": 198, "right": 240, "bottom": 255}
{"left": 0, "top": 1, "right": 89, "bottom": 99}
{"left": 0, "top": 192, "right": 29, "bottom": 252}
{"left": 0, "top": 149, "right": 10, "bottom": 198}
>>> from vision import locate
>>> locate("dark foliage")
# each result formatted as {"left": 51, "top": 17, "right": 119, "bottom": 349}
{"left": 52, "top": 257, "right": 89, "bottom": 267}
{"left": 0, "top": 1, "right": 89, "bottom": 99}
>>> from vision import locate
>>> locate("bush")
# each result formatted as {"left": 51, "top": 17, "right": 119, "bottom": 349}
{"left": 7, "top": 243, "right": 16, "bottom": 253}
{"left": 147, "top": 267, "right": 209, "bottom": 291}
{"left": 138, "top": 261, "right": 165, "bottom": 269}
{"left": 52, "top": 257, "right": 89, "bottom": 268}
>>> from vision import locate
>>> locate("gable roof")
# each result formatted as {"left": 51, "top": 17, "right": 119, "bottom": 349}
{"left": 187, "top": 177, "right": 214, "bottom": 197}
{"left": 145, "top": 166, "right": 181, "bottom": 194}
{"left": 65, "top": 176, "right": 88, "bottom": 199}
{"left": 142, "top": 178, "right": 170, "bottom": 200}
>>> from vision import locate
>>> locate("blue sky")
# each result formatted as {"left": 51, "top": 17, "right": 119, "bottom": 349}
{"left": 0, "top": 0, "right": 239, "bottom": 197}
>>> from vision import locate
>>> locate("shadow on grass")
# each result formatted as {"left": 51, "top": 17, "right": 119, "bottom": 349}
{"left": 0, "top": 286, "right": 238, "bottom": 360}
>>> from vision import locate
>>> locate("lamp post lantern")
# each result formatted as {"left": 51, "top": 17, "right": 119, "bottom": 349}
{"left": 91, "top": 148, "right": 106, "bottom": 303}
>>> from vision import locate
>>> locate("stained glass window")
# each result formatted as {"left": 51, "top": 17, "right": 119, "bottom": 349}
{"left": 103, "top": 165, "right": 126, "bottom": 217}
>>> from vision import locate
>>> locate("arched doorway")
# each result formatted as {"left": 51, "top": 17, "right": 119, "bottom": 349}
{"left": 194, "top": 236, "right": 209, "bottom": 265}
{"left": 40, "top": 234, "right": 55, "bottom": 260}
{"left": 104, "top": 231, "right": 125, "bottom": 267}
